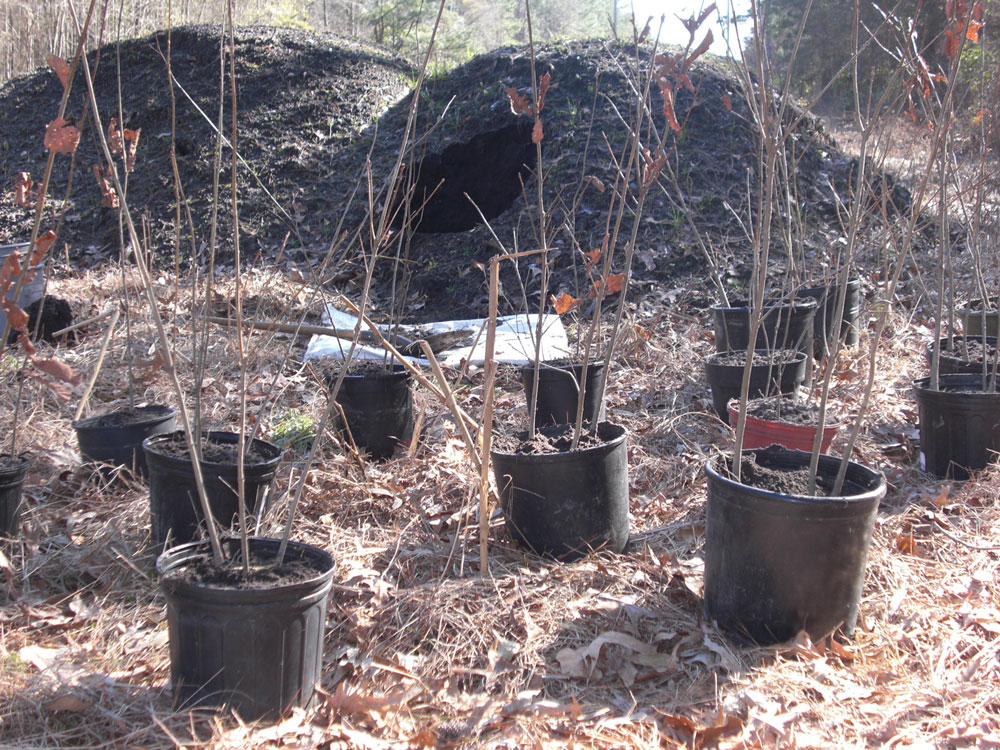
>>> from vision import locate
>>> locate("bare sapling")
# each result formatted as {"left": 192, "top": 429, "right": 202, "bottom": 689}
{"left": 829, "top": 0, "right": 987, "bottom": 494}
{"left": 277, "top": 0, "right": 450, "bottom": 563}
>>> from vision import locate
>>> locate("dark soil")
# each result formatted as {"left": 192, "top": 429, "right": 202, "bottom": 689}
{"left": 73, "top": 404, "right": 175, "bottom": 429}
{"left": 150, "top": 431, "right": 279, "bottom": 464}
{"left": 493, "top": 421, "right": 615, "bottom": 455}
{"left": 742, "top": 397, "right": 840, "bottom": 426}
{"left": 0, "top": 26, "right": 925, "bottom": 322}
{"left": 708, "top": 349, "right": 803, "bottom": 367}
{"left": 163, "top": 549, "right": 322, "bottom": 590}
{"left": 938, "top": 336, "right": 1000, "bottom": 364}
{"left": 723, "top": 451, "right": 833, "bottom": 497}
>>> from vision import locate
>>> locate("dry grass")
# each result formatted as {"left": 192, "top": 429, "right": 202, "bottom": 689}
{"left": 2, "top": 258, "right": 1000, "bottom": 750}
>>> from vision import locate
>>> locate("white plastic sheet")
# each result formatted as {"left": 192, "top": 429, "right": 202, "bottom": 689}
{"left": 304, "top": 305, "right": 572, "bottom": 368}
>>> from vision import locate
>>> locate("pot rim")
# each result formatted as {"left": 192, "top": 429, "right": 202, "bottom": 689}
{"left": 489, "top": 421, "right": 627, "bottom": 462}
{"left": 710, "top": 295, "right": 819, "bottom": 314}
{"left": 339, "top": 362, "right": 411, "bottom": 380}
{"left": 913, "top": 374, "right": 1000, "bottom": 396}
{"left": 72, "top": 404, "right": 178, "bottom": 431}
{"left": 705, "top": 446, "right": 886, "bottom": 505}
{"left": 704, "top": 348, "right": 807, "bottom": 366}
{"left": 156, "top": 536, "right": 335, "bottom": 601}
{"left": 0, "top": 452, "right": 31, "bottom": 478}
{"left": 142, "top": 430, "right": 282, "bottom": 468}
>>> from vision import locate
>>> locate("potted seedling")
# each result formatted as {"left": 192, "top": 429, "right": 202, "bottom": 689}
{"left": 58, "top": 11, "right": 353, "bottom": 719}
{"left": 490, "top": 12, "right": 720, "bottom": 560}
{"left": 911, "top": 1, "right": 1000, "bottom": 480}
{"left": 69, "top": 119, "right": 177, "bottom": 479}
{"left": 702, "top": 0, "right": 909, "bottom": 645}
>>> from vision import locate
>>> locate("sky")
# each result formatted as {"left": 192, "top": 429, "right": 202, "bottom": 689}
{"left": 615, "top": 1, "right": 753, "bottom": 57}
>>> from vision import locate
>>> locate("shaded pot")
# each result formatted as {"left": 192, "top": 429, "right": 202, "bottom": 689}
{"left": 490, "top": 422, "right": 629, "bottom": 561}
{"left": 519, "top": 360, "right": 606, "bottom": 428}
{"left": 143, "top": 431, "right": 283, "bottom": 548}
{"left": 0, "top": 242, "right": 44, "bottom": 336}
{"left": 727, "top": 398, "right": 843, "bottom": 452}
{"left": 330, "top": 365, "right": 413, "bottom": 460}
{"left": 796, "top": 277, "right": 861, "bottom": 356}
{"left": 926, "top": 335, "right": 1000, "bottom": 376}
{"left": 0, "top": 454, "right": 30, "bottom": 536}
{"left": 73, "top": 404, "right": 177, "bottom": 479}
{"left": 704, "top": 445, "right": 885, "bottom": 645}
{"left": 913, "top": 374, "right": 1000, "bottom": 480}
{"left": 959, "top": 298, "right": 999, "bottom": 338}
{"left": 712, "top": 296, "right": 818, "bottom": 355}
{"left": 703, "top": 349, "right": 807, "bottom": 424}
{"left": 157, "top": 536, "right": 335, "bottom": 721}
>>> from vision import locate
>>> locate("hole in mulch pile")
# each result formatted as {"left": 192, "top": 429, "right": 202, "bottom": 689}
{"left": 401, "top": 121, "right": 536, "bottom": 233}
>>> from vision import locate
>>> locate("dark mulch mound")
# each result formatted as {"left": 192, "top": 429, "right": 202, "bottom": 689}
{"left": 0, "top": 27, "right": 924, "bottom": 321}
{"left": 0, "top": 26, "right": 414, "bottom": 270}
{"left": 163, "top": 551, "right": 321, "bottom": 589}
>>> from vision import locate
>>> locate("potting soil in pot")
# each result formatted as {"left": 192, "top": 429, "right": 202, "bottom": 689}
{"left": 721, "top": 451, "right": 838, "bottom": 496}
{"left": 744, "top": 397, "right": 825, "bottom": 425}
{"left": 150, "top": 432, "right": 277, "bottom": 464}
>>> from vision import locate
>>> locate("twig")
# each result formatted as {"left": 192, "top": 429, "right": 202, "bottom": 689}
{"left": 73, "top": 307, "right": 121, "bottom": 421}
{"left": 419, "top": 341, "right": 481, "bottom": 475}
{"left": 50, "top": 308, "right": 116, "bottom": 338}
{"left": 933, "top": 515, "right": 1000, "bottom": 551}
{"left": 203, "top": 315, "right": 413, "bottom": 348}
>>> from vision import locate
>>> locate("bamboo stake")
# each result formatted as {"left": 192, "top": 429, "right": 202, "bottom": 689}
{"left": 74, "top": 307, "right": 120, "bottom": 421}
{"left": 478, "top": 256, "right": 501, "bottom": 574}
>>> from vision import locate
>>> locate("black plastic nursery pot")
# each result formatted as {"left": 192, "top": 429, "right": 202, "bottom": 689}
{"left": 0, "top": 454, "right": 30, "bottom": 536}
{"left": 797, "top": 277, "right": 861, "bottom": 356}
{"left": 712, "top": 297, "right": 818, "bottom": 355}
{"left": 926, "top": 335, "right": 1000, "bottom": 376}
{"left": 73, "top": 405, "right": 177, "bottom": 479}
{"left": 704, "top": 446, "right": 886, "bottom": 645}
{"left": 144, "top": 431, "right": 283, "bottom": 548}
{"left": 490, "top": 422, "right": 629, "bottom": 561}
{"left": 156, "top": 536, "right": 335, "bottom": 721}
{"left": 331, "top": 365, "right": 413, "bottom": 460}
{"left": 960, "top": 298, "right": 999, "bottom": 338}
{"left": 519, "top": 360, "right": 606, "bottom": 428}
{"left": 913, "top": 374, "right": 1000, "bottom": 480}
{"left": 703, "top": 349, "right": 807, "bottom": 424}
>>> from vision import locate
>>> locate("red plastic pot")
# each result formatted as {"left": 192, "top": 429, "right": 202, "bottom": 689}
{"left": 728, "top": 400, "right": 842, "bottom": 452}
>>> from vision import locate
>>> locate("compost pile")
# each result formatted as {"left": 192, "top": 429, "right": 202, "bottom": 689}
{"left": 0, "top": 26, "right": 907, "bottom": 321}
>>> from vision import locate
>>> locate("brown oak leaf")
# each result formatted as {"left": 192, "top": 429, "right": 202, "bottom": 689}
{"left": 44, "top": 118, "right": 80, "bottom": 154}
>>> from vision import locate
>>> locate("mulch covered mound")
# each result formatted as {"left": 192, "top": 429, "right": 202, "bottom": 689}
{"left": 0, "top": 25, "right": 415, "bottom": 268}
{"left": 0, "top": 27, "right": 914, "bottom": 320}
